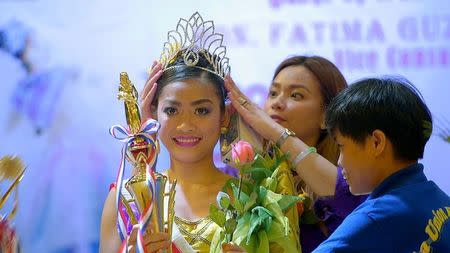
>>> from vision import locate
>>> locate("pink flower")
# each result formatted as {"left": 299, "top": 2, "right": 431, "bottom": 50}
{"left": 231, "top": 141, "right": 255, "bottom": 165}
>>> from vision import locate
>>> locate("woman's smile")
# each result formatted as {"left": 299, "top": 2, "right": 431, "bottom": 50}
{"left": 173, "top": 136, "right": 202, "bottom": 147}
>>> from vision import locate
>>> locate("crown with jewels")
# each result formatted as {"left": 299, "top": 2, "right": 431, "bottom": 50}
{"left": 159, "top": 12, "right": 231, "bottom": 79}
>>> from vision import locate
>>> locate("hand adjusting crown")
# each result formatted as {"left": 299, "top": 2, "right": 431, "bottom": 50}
{"left": 159, "top": 12, "right": 231, "bottom": 79}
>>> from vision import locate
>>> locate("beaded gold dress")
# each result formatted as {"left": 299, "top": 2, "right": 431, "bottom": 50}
{"left": 116, "top": 177, "right": 221, "bottom": 253}
{"left": 174, "top": 216, "right": 220, "bottom": 253}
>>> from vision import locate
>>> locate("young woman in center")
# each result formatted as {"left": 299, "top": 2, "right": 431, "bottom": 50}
{"left": 100, "top": 13, "right": 289, "bottom": 253}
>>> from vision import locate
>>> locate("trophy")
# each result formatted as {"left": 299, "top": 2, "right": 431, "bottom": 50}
{"left": 111, "top": 72, "right": 176, "bottom": 252}
{"left": 0, "top": 155, "right": 25, "bottom": 253}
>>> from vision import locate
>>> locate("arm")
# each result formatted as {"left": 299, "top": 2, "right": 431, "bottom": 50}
{"left": 99, "top": 188, "right": 121, "bottom": 253}
{"left": 99, "top": 188, "right": 171, "bottom": 253}
{"left": 224, "top": 76, "right": 337, "bottom": 196}
{"left": 140, "top": 61, "right": 162, "bottom": 121}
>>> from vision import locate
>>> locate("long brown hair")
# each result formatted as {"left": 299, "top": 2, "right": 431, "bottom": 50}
{"left": 273, "top": 56, "right": 347, "bottom": 202}
{"left": 273, "top": 55, "right": 347, "bottom": 165}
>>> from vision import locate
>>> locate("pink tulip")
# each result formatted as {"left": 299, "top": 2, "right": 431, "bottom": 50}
{"left": 231, "top": 140, "right": 255, "bottom": 165}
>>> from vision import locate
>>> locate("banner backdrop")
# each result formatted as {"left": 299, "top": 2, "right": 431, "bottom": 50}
{"left": 0, "top": 1, "right": 449, "bottom": 252}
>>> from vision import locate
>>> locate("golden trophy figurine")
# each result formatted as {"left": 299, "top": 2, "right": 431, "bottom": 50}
{"left": 111, "top": 72, "right": 176, "bottom": 252}
{"left": 0, "top": 155, "right": 25, "bottom": 253}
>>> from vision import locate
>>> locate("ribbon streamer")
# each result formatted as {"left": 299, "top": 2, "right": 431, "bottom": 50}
{"left": 110, "top": 119, "right": 160, "bottom": 253}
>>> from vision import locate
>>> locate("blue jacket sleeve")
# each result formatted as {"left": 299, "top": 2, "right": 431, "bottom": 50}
{"left": 312, "top": 212, "right": 382, "bottom": 253}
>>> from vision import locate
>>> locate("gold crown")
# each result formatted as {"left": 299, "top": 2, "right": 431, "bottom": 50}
{"left": 159, "top": 12, "right": 231, "bottom": 79}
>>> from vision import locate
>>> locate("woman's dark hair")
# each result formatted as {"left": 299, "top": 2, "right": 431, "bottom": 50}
{"left": 273, "top": 55, "right": 348, "bottom": 166}
{"left": 151, "top": 50, "right": 227, "bottom": 112}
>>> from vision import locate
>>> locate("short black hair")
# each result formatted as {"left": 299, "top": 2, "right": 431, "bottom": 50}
{"left": 325, "top": 76, "right": 432, "bottom": 161}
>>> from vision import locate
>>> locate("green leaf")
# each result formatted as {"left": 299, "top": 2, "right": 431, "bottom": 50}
{"left": 260, "top": 189, "right": 290, "bottom": 227}
{"left": 261, "top": 177, "right": 277, "bottom": 192}
{"left": 251, "top": 154, "right": 267, "bottom": 168}
{"left": 226, "top": 178, "right": 253, "bottom": 199}
{"left": 247, "top": 206, "right": 273, "bottom": 244}
{"left": 247, "top": 167, "right": 273, "bottom": 185}
{"left": 301, "top": 208, "right": 321, "bottom": 224}
{"left": 233, "top": 196, "right": 244, "bottom": 214}
{"left": 243, "top": 192, "right": 257, "bottom": 212}
{"left": 231, "top": 182, "right": 250, "bottom": 214}
{"left": 256, "top": 230, "right": 270, "bottom": 253}
{"left": 232, "top": 212, "right": 251, "bottom": 243}
{"left": 222, "top": 177, "right": 240, "bottom": 193}
{"left": 244, "top": 166, "right": 272, "bottom": 177}
{"left": 209, "top": 204, "right": 226, "bottom": 227}
{"left": 240, "top": 234, "right": 258, "bottom": 253}
{"left": 277, "top": 194, "right": 302, "bottom": 212}
{"left": 302, "top": 195, "right": 313, "bottom": 209}
{"left": 266, "top": 220, "right": 300, "bottom": 253}
{"left": 257, "top": 186, "right": 267, "bottom": 204}
{"left": 224, "top": 218, "right": 237, "bottom": 234}
{"left": 210, "top": 228, "right": 226, "bottom": 253}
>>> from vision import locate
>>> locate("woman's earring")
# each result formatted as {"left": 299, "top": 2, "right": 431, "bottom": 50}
{"left": 221, "top": 126, "right": 229, "bottom": 135}
{"left": 320, "top": 122, "right": 326, "bottom": 131}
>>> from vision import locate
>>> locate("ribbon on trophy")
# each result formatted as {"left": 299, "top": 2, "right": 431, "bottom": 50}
{"left": 109, "top": 118, "right": 160, "bottom": 240}
{"left": 110, "top": 72, "right": 176, "bottom": 253}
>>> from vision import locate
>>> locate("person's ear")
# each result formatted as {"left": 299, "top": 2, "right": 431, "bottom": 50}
{"left": 370, "top": 129, "right": 387, "bottom": 157}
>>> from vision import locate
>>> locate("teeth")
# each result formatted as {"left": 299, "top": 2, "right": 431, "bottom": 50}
{"left": 174, "top": 137, "right": 200, "bottom": 143}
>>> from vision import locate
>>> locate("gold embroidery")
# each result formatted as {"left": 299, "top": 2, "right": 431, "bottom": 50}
{"left": 174, "top": 216, "right": 213, "bottom": 246}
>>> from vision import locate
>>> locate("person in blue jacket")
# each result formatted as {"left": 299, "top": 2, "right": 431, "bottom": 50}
{"left": 313, "top": 76, "right": 450, "bottom": 253}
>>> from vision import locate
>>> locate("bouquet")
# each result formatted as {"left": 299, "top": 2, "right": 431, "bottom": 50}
{"left": 209, "top": 141, "right": 303, "bottom": 253}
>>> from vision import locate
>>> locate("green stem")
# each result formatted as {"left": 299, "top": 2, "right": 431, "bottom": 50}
{"left": 237, "top": 175, "right": 243, "bottom": 201}
{"left": 230, "top": 172, "right": 244, "bottom": 243}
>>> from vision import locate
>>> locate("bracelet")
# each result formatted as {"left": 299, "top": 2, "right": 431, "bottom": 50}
{"left": 276, "top": 128, "right": 296, "bottom": 147}
{"left": 291, "top": 147, "right": 317, "bottom": 169}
